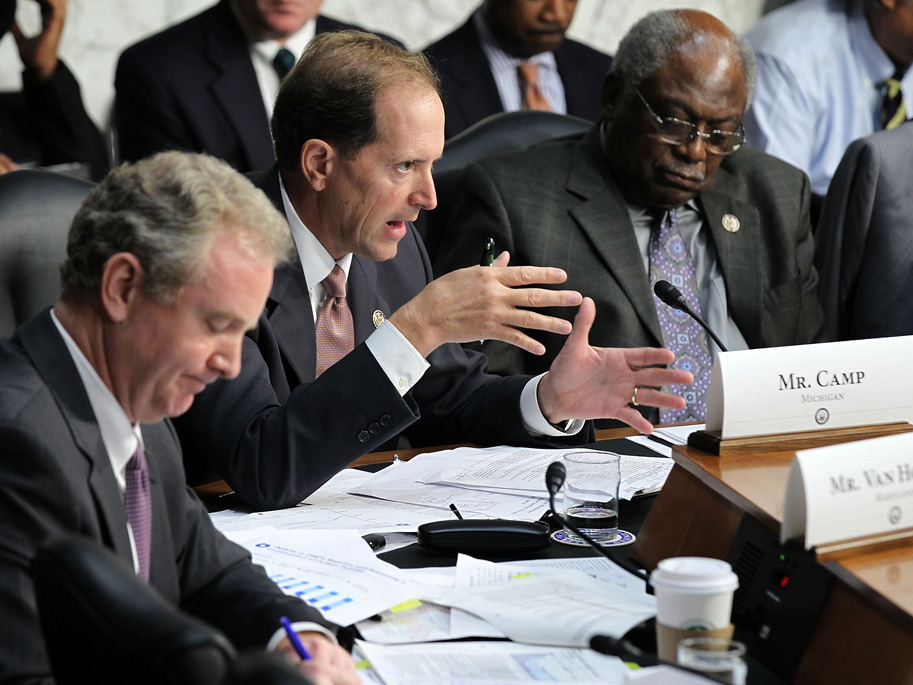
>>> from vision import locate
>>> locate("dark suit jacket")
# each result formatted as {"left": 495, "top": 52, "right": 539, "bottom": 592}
{"left": 814, "top": 124, "right": 913, "bottom": 341}
{"left": 114, "top": 0, "right": 403, "bottom": 172}
{"left": 173, "top": 166, "right": 590, "bottom": 510}
{"left": 0, "top": 61, "right": 107, "bottom": 180}
{"left": 422, "top": 15, "right": 612, "bottom": 139}
{"left": 434, "top": 125, "right": 826, "bottom": 419}
{"left": 0, "top": 311, "right": 331, "bottom": 683}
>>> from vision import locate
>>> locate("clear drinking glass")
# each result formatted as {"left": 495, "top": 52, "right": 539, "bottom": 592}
{"left": 677, "top": 637, "right": 748, "bottom": 685}
{"left": 560, "top": 451, "right": 620, "bottom": 543}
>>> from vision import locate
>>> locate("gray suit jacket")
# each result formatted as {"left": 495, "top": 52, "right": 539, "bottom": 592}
{"left": 435, "top": 125, "right": 826, "bottom": 418}
{"left": 814, "top": 124, "right": 913, "bottom": 340}
{"left": 0, "top": 311, "right": 330, "bottom": 683}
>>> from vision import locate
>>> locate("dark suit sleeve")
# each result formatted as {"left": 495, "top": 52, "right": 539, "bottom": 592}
{"left": 158, "top": 444, "right": 335, "bottom": 647}
{"left": 793, "top": 171, "right": 828, "bottom": 345}
{"left": 177, "top": 339, "right": 424, "bottom": 510}
{"left": 814, "top": 139, "right": 871, "bottom": 341}
{"left": 115, "top": 47, "right": 199, "bottom": 163}
{"left": 19, "top": 60, "right": 108, "bottom": 180}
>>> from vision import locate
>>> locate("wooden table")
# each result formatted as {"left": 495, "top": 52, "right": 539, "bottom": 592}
{"left": 632, "top": 441, "right": 913, "bottom": 684}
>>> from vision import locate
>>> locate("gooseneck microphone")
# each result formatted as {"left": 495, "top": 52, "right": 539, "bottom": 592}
{"left": 653, "top": 280, "right": 729, "bottom": 353}
{"left": 545, "top": 462, "right": 648, "bottom": 582}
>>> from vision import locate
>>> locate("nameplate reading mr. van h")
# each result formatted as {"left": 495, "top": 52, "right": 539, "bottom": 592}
{"left": 781, "top": 432, "right": 913, "bottom": 548}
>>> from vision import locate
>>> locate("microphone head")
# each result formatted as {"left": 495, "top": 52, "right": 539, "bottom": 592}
{"left": 589, "top": 634, "right": 623, "bottom": 656}
{"left": 653, "top": 280, "right": 687, "bottom": 312}
{"left": 545, "top": 461, "right": 566, "bottom": 495}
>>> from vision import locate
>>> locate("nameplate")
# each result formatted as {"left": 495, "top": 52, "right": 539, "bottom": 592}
{"left": 705, "top": 336, "right": 913, "bottom": 439}
{"left": 781, "top": 432, "right": 913, "bottom": 548}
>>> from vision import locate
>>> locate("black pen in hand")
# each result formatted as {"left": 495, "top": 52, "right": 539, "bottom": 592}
{"left": 478, "top": 238, "right": 495, "bottom": 344}
{"left": 480, "top": 237, "right": 495, "bottom": 267}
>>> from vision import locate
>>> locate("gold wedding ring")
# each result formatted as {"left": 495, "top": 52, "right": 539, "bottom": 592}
{"left": 632, "top": 386, "right": 641, "bottom": 407}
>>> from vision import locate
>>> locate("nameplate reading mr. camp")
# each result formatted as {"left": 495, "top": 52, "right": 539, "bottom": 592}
{"left": 705, "top": 336, "right": 913, "bottom": 439}
{"left": 781, "top": 432, "right": 913, "bottom": 548}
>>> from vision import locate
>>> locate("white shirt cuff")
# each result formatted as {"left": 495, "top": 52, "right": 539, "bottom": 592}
{"left": 520, "top": 374, "right": 585, "bottom": 437}
{"left": 266, "top": 621, "right": 337, "bottom": 653}
{"left": 363, "top": 320, "right": 431, "bottom": 396}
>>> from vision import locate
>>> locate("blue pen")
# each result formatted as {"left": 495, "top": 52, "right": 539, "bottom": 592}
{"left": 280, "top": 615, "right": 312, "bottom": 661}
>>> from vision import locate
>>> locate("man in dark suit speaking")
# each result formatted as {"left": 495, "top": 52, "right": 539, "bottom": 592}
{"left": 0, "top": 152, "right": 357, "bottom": 684}
{"left": 435, "top": 9, "right": 826, "bottom": 425}
{"left": 115, "top": 0, "right": 401, "bottom": 172}
{"left": 174, "top": 31, "right": 692, "bottom": 511}
{"left": 423, "top": 0, "right": 612, "bottom": 138}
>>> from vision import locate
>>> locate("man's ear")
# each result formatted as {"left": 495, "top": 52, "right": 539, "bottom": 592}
{"left": 299, "top": 139, "right": 335, "bottom": 191}
{"left": 99, "top": 253, "right": 144, "bottom": 323}
{"left": 601, "top": 73, "right": 624, "bottom": 122}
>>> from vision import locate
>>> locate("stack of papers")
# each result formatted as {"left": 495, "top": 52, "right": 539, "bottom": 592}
{"left": 210, "top": 443, "right": 670, "bottom": 683}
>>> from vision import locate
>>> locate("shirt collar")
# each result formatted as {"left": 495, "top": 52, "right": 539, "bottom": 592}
{"left": 50, "top": 308, "right": 141, "bottom": 489}
{"left": 278, "top": 174, "right": 352, "bottom": 291}
{"left": 473, "top": 8, "right": 558, "bottom": 68}
{"left": 249, "top": 18, "right": 316, "bottom": 66}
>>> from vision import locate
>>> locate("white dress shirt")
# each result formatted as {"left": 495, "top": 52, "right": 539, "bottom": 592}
{"left": 745, "top": 0, "right": 913, "bottom": 196}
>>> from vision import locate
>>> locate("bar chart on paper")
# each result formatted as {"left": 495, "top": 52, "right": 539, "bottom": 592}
{"left": 271, "top": 572, "right": 355, "bottom": 613}
{"left": 224, "top": 528, "right": 424, "bottom": 626}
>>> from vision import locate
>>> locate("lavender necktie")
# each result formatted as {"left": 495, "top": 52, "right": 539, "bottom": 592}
{"left": 648, "top": 209, "right": 713, "bottom": 423}
{"left": 124, "top": 444, "right": 152, "bottom": 581}
{"left": 315, "top": 264, "right": 354, "bottom": 377}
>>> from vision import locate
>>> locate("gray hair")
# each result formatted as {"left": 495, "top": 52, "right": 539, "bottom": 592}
{"left": 611, "top": 10, "right": 758, "bottom": 104}
{"left": 61, "top": 151, "right": 293, "bottom": 303}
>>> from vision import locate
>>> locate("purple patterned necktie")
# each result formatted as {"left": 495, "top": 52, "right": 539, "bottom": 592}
{"left": 315, "top": 264, "right": 354, "bottom": 377}
{"left": 648, "top": 209, "right": 713, "bottom": 423}
{"left": 124, "top": 444, "right": 152, "bottom": 581}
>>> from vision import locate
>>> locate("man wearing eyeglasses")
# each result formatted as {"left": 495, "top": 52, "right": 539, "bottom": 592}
{"left": 435, "top": 9, "right": 826, "bottom": 425}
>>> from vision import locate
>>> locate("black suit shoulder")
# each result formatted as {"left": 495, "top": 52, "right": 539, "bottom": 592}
{"left": 315, "top": 14, "right": 405, "bottom": 48}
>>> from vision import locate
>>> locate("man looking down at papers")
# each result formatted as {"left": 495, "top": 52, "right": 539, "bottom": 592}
{"left": 174, "top": 31, "right": 693, "bottom": 510}
{"left": 0, "top": 152, "right": 358, "bottom": 684}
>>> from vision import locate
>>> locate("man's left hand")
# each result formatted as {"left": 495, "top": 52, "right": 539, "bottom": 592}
{"left": 537, "top": 297, "right": 693, "bottom": 435}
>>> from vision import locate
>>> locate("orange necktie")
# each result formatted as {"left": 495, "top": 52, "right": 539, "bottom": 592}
{"left": 518, "top": 62, "right": 551, "bottom": 112}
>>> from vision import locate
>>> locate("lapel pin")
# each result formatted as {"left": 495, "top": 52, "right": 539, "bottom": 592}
{"left": 372, "top": 310, "right": 386, "bottom": 328}
{"left": 722, "top": 214, "right": 740, "bottom": 233}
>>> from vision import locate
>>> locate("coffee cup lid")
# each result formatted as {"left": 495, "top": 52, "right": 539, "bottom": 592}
{"left": 650, "top": 557, "right": 739, "bottom": 594}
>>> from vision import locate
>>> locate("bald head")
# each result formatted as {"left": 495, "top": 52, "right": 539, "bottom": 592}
{"left": 610, "top": 9, "right": 756, "bottom": 104}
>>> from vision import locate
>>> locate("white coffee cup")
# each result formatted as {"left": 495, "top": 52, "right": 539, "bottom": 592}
{"left": 650, "top": 557, "right": 739, "bottom": 630}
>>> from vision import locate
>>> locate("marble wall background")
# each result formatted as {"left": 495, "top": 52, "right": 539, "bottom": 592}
{"left": 0, "top": 0, "right": 788, "bottom": 135}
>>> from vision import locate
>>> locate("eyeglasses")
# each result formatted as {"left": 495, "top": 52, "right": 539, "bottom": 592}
{"left": 632, "top": 85, "right": 745, "bottom": 156}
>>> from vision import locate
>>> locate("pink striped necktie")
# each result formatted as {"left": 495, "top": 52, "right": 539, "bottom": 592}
{"left": 124, "top": 444, "right": 152, "bottom": 581}
{"left": 315, "top": 264, "right": 354, "bottom": 377}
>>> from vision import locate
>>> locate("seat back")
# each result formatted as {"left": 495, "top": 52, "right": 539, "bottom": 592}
{"left": 32, "top": 535, "right": 236, "bottom": 685}
{"left": 0, "top": 169, "right": 94, "bottom": 337}
{"left": 418, "top": 110, "right": 591, "bottom": 263}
